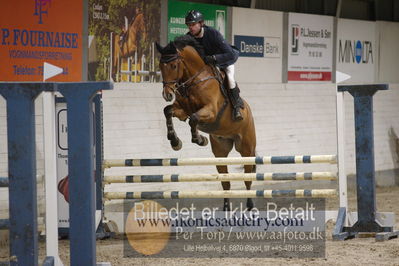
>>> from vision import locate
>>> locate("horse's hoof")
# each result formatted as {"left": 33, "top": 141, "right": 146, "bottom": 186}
{"left": 171, "top": 139, "right": 182, "bottom": 151}
{"left": 246, "top": 199, "right": 254, "bottom": 211}
{"left": 223, "top": 202, "right": 230, "bottom": 212}
{"left": 199, "top": 136, "right": 208, "bottom": 146}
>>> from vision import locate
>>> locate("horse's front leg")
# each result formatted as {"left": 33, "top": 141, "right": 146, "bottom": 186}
{"left": 189, "top": 105, "right": 216, "bottom": 146}
{"left": 117, "top": 57, "right": 121, "bottom": 82}
{"left": 164, "top": 104, "right": 188, "bottom": 150}
{"left": 188, "top": 116, "right": 208, "bottom": 146}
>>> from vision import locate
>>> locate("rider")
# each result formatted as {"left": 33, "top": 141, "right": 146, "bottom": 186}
{"left": 185, "top": 10, "right": 243, "bottom": 121}
{"left": 119, "top": 16, "right": 129, "bottom": 44}
{"left": 120, "top": 7, "right": 142, "bottom": 44}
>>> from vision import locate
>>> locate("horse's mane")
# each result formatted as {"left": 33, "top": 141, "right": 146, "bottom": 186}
{"left": 159, "top": 35, "right": 205, "bottom": 63}
{"left": 174, "top": 35, "right": 205, "bottom": 59}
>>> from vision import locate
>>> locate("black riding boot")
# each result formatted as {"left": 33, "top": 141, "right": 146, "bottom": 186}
{"left": 228, "top": 85, "right": 244, "bottom": 121}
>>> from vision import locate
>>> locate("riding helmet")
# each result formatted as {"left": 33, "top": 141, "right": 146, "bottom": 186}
{"left": 185, "top": 10, "right": 204, "bottom": 24}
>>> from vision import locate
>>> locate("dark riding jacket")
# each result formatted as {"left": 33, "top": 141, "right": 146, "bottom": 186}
{"left": 187, "top": 25, "right": 239, "bottom": 68}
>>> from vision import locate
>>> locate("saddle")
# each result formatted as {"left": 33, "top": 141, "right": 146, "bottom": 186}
{"left": 211, "top": 66, "right": 229, "bottom": 99}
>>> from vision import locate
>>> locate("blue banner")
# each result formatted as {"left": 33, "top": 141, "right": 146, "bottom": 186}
{"left": 234, "top": 35, "right": 264, "bottom": 57}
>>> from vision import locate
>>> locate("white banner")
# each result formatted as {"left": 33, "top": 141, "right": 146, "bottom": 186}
{"left": 232, "top": 7, "right": 283, "bottom": 83}
{"left": 337, "top": 19, "right": 376, "bottom": 83}
{"left": 287, "top": 13, "right": 333, "bottom": 82}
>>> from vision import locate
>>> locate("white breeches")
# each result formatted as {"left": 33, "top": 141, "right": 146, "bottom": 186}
{"left": 224, "top": 65, "right": 236, "bottom": 89}
{"left": 124, "top": 16, "right": 129, "bottom": 31}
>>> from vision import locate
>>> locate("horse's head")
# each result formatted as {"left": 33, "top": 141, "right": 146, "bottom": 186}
{"left": 156, "top": 42, "right": 185, "bottom": 101}
{"left": 156, "top": 36, "right": 206, "bottom": 102}
{"left": 135, "top": 12, "right": 147, "bottom": 43}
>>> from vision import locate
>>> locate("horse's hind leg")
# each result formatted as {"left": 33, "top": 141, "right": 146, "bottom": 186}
{"left": 164, "top": 105, "right": 182, "bottom": 150}
{"left": 244, "top": 168, "right": 255, "bottom": 210}
{"left": 210, "top": 135, "right": 234, "bottom": 211}
{"left": 235, "top": 136, "right": 256, "bottom": 211}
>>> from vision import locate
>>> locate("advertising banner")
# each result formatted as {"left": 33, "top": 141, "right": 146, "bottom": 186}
{"left": 337, "top": 19, "right": 376, "bottom": 83}
{"left": 234, "top": 35, "right": 264, "bottom": 57}
{"left": 232, "top": 7, "right": 282, "bottom": 83}
{"left": 0, "top": 0, "right": 83, "bottom": 81}
{"left": 55, "top": 101, "right": 70, "bottom": 231}
{"left": 287, "top": 13, "right": 333, "bottom": 83}
{"left": 234, "top": 35, "right": 280, "bottom": 58}
{"left": 168, "top": 0, "right": 227, "bottom": 42}
{"left": 88, "top": 0, "right": 161, "bottom": 82}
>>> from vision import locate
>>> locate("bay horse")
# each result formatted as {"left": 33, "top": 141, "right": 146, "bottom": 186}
{"left": 156, "top": 35, "right": 257, "bottom": 211}
{"left": 111, "top": 12, "right": 147, "bottom": 81}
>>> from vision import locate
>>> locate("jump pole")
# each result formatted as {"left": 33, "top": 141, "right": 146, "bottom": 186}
{"left": 104, "top": 172, "right": 337, "bottom": 183}
{"left": 103, "top": 155, "right": 337, "bottom": 168}
{"left": 105, "top": 189, "right": 338, "bottom": 200}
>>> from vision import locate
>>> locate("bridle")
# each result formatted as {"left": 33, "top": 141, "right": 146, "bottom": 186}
{"left": 161, "top": 53, "right": 184, "bottom": 94}
{"left": 161, "top": 53, "right": 218, "bottom": 98}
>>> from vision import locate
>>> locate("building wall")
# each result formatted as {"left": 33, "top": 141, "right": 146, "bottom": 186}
{"left": 377, "top": 21, "right": 399, "bottom": 83}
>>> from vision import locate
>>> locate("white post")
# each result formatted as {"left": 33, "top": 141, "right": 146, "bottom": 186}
{"left": 141, "top": 54, "right": 146, "bottom": 82}
{"left": 335, "top": 71, "right": 351, "bottom": 226}
{"left": 43, "top": 62, "right": 65, "bottom": 265}
{"left": 109, "top": 32, "right": 113, "bottom": 81}
{"left": 128, "top": 57, "right": 132, "bottom": 82}
{"left": 134, "top": 51, "right": 138, "bottom": 83}
{"left": 141, "top": 54, "right": 145, "bottom": 71}
{"left": 336, "top": 91, "right": 349, "bottom": 224}
{"left": 152, "top": 42, "right": 155, "bottom": 82}
{"left": 43, "top": 92, "right": 63, "bottom": 266}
